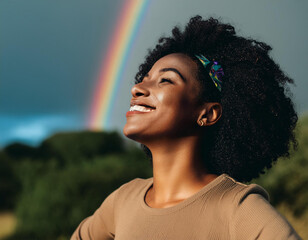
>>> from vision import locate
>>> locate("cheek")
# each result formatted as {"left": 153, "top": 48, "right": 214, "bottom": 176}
{"left": 156, "top": 91, "right": 182, "bottom": 112}
{"left": 157, "top": 90, "right": 196, "bottom": 119}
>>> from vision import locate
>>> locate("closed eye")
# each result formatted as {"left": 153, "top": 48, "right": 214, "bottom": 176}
{"left": 160, "top": 78, "right": 173, "bottom": 84}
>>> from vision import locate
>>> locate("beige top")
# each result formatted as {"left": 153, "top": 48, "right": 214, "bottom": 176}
{"left": 71, "top": 173, "right": 301, "bottom": 240}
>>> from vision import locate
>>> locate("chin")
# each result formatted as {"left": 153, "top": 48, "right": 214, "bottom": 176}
{"left": 123, "top": 124, "right": 140, "bottom": 141}
{"left": 122, "top": 124, "right": 151, "bottom": 144}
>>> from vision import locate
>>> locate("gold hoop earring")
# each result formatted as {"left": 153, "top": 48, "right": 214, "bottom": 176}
{"left": 198, "top": 120, "right": 204, "bottom": 126}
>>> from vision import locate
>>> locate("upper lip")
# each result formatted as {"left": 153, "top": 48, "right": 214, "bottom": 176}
{"left": 130, "top": 99, "right": 156, "bottom": 109}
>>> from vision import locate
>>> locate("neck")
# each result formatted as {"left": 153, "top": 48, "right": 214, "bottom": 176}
{"left": 144, "top": 135, "right": 218, "bottom": 207}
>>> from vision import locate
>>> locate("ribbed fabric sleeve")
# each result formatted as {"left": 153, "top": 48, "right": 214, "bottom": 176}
{"left": 230, "top": 185, "right": 301, "bottom": 240}
{"left": 71, "top": 174, "right": 302, "bottom": 240}
{"left": 71, "top": 186, "right": 120, "bottom": 240}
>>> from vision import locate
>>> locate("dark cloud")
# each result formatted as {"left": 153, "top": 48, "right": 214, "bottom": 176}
{"left": 1, "top": 0, "right": 307, "bottom": 146}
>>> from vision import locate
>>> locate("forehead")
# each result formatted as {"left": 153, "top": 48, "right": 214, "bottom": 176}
{"left": 150, "top": 53, "right": 198, "bottom": 79}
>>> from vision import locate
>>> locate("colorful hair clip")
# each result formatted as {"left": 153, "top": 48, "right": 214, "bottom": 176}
{"left": 195, "top": 54, "right": 224, "bottom": 92}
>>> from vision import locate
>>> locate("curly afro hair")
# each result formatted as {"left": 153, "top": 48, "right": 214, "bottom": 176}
{"left": 135, "top": 16, "right": 298, "bottom": 182}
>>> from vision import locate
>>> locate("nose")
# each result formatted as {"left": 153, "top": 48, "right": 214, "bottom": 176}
{"left": 131, "top": 82, "right": 150, "bottom": 97}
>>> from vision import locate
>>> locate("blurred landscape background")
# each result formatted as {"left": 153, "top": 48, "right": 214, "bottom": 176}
{"left": 0, "top": 114, "right": 307, "bottom": 239}
{"left": 0, "top": 130, "right": 153, "bottom": 239}
{"left": 1, "top": 0, "right": 307, "bottom": 239}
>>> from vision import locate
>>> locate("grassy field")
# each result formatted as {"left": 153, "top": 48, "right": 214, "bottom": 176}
{"left": 0, "top": 212, "right": 16, "bottom": 240}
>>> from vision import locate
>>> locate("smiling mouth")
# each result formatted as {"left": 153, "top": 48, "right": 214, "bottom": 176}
{"left": 129, "top": 105, "right": 156, "bottom": 112}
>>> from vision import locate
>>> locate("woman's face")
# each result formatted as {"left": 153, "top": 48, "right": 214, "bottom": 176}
{"left": 123, "top": 53, "right": 203, "bottom": 143}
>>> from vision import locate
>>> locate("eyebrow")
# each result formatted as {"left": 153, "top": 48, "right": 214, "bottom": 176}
{"left": 144, "top": 67, "right": 187, "bottom": 82}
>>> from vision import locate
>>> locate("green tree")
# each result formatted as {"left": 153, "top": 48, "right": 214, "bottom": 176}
{"left": 0, "top": 152, "right": 20, "bottom": 210}
{"left": 11, "top": 149, "right": 152, "bottom": 239}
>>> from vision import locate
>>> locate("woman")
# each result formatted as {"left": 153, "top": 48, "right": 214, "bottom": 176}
{"left": 71, "top": 16, "right": 301, "bottom": 239}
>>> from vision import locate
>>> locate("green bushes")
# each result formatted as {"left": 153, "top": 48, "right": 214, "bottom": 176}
{"left": 0, "top": 153, "right": 20, "bottom": 210}
{"left": 2, "top": 131, "right": 152, "bottom": 240}
{"left": 13, "top": 154, "right": 151, "bottom": 239}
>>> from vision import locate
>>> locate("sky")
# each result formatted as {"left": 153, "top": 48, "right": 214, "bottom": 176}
{"left": 1, "top": 0, "right": 307, "bottom": 148}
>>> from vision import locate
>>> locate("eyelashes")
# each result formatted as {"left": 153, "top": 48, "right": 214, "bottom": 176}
{"left": 160, "top": 78, "right": 173, "bottom": 84}
{"left": 138, "top": 77, "right": 174, "bottom": 84}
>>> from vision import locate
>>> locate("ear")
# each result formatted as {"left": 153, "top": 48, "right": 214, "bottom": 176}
{"left": 197, "top": 102, "right": 222, "bottom": 127}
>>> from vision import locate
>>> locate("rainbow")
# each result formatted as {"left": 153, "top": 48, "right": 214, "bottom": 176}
{"left": 88, "top": 0, "right": 151, "bottom": 130}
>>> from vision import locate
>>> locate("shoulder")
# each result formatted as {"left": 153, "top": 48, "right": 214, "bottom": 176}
{"left": 211, "top": 174, "right": 270, "bottom": 221}
{"left": 216, "top": 174, "right": 269, "bottom": 205}
{"left": 118, "top": 177, "right": 152, "bottom": 190}
{"left": 115, "top": 177, "right": 152, "bottom": 200}
{"left": 70, "top": 178, "right": 152, "bottom": 239}
{"left": 222, "top": 174, "right": 269, "bottom": 201}
{"left": 219, "top": 175, "right": 301, "bottom": 239}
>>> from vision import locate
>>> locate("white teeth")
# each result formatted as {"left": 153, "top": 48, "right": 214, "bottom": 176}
{"left": 129, "top": 105, "right": 155, "bottom": 112}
